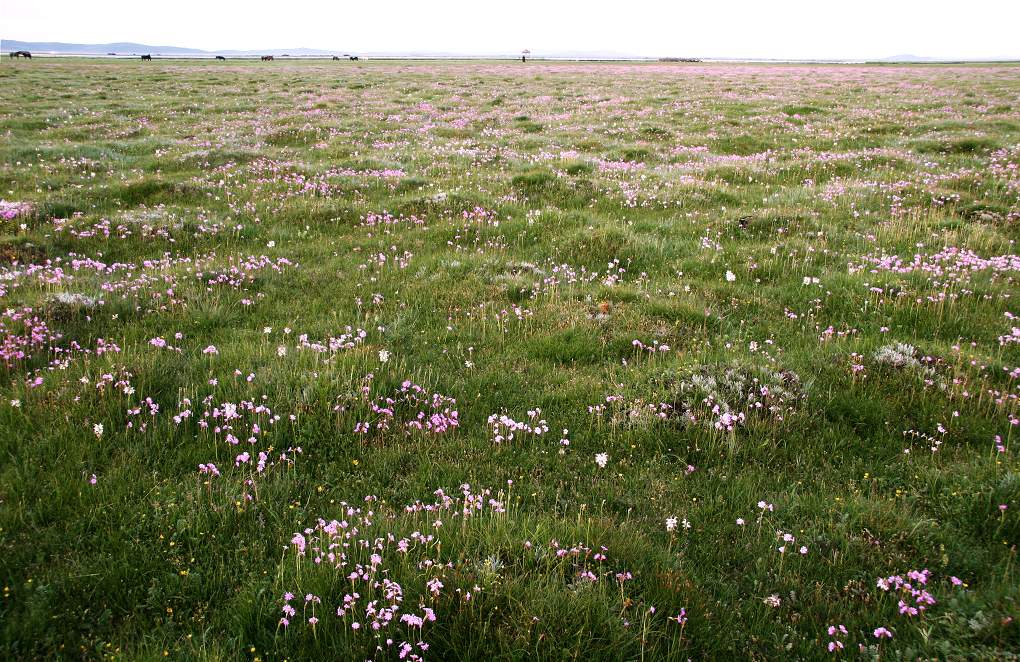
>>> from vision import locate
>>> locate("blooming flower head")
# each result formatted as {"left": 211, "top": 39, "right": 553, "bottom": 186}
{"left": 595, "top": 452, "right": 609, "bottom": 468}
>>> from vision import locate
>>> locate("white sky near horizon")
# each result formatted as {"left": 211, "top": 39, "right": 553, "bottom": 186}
{"left": 3, "top": 0, "right": 1019, "bottom": 59}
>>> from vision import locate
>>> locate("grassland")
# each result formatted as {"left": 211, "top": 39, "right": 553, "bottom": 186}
{"left": 0, "top": 58, "right": 1018, "bottom": 660}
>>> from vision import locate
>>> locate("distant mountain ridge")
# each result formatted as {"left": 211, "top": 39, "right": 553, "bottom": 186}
{"left": 1, "top": 39, "right": 342, "bottom": 56}
{"left": 0, "top": 39, "right": 646, "bottom": 59}
{"left": 3, "top": 39, "right": 1018, "bottom": 61}
{"left": 878, "top": 54, "right": 951, "bottom": 62}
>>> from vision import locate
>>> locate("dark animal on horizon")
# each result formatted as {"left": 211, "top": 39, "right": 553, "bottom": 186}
{"left": 332, "top": 56, "right": 340, "bottom": 61}
{"left": 141, "top": 54, "right": 152, "bottom": 60}
{"left": 349, "top": 56, "right": 359, "bottom": 61}
{"left": 261, "top": 55, "right": 274, "bottom": 61}
{"left": 9, "top": 51, "right": 32, "bottom": 58}
{"left": 522, "top": 55, "right": 526, "bottom": 62}
{"left": 215, "top": 55, "right": 226, "bottom": 60}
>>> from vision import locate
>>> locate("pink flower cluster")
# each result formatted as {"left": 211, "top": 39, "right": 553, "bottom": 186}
{"left": 487, "top": 408, "right": 549, "bottom": 443}
{"left": 0, "top": 200, "right": 32, "bottom": 220}
{"left": 876, "top": 568, "right": 936, "bottom": 617}
{"left": 296, "top": 328, "right": 367, "bottom": 353}
{"left": 631, "top": 339, "right": 671, "bottom": 354}
{"left": 0, "top": 307, "right": 60, "bottom": 368}
{"left": 347, "top": 377, "right": 459, "bottom": 437}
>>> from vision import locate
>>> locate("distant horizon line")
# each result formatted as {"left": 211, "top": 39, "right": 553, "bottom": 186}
{"left": 4, "top": 38, "right": 1019, "bottom": 63}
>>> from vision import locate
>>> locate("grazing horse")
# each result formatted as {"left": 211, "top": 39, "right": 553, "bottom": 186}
{"left": 261, "top": 55, "right": 274, "bottom": 61}
{"left": 215, "top": 55, "right": 226, "bottom": 60}
{"left": 9, "top": 50, "right": 32, "bottom": 58}
{"left": 332, "top": 56, "right": 340, "bottom": 61}
{"left": 349, "top": 56, "right": 359, "bottom": 61}
{"left": 141, "top": 54, "right": 152, "bottom": 60}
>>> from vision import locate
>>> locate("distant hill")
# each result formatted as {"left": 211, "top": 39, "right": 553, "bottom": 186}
{"left": 879, "top": 54, "right": 944, "bottom": 62}
{"left": 0, "top": 39, "right": 650, "bottom": 60}
{"left": 3, "top": 39, "right": 1017, "bottom": 62}
{"left": 876, "top": 53, "right": 1018, "bottom": 63}
{"left": 0, "top": 39, "right": 656, "bottom": 60}
{"left": 4, "top": 39, "right": 201, "bottom": 55}
{"left": 1, "top": 39, "right": 341, "bottom": 57}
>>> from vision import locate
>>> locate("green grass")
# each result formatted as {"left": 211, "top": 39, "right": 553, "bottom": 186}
{"left": 0, "top": 58, "right": 1018, "bottom": 660}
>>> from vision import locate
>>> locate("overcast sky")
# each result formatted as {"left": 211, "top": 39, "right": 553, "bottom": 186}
{"left": 4, "top": 0, "right": 1019, "bottom": 59}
